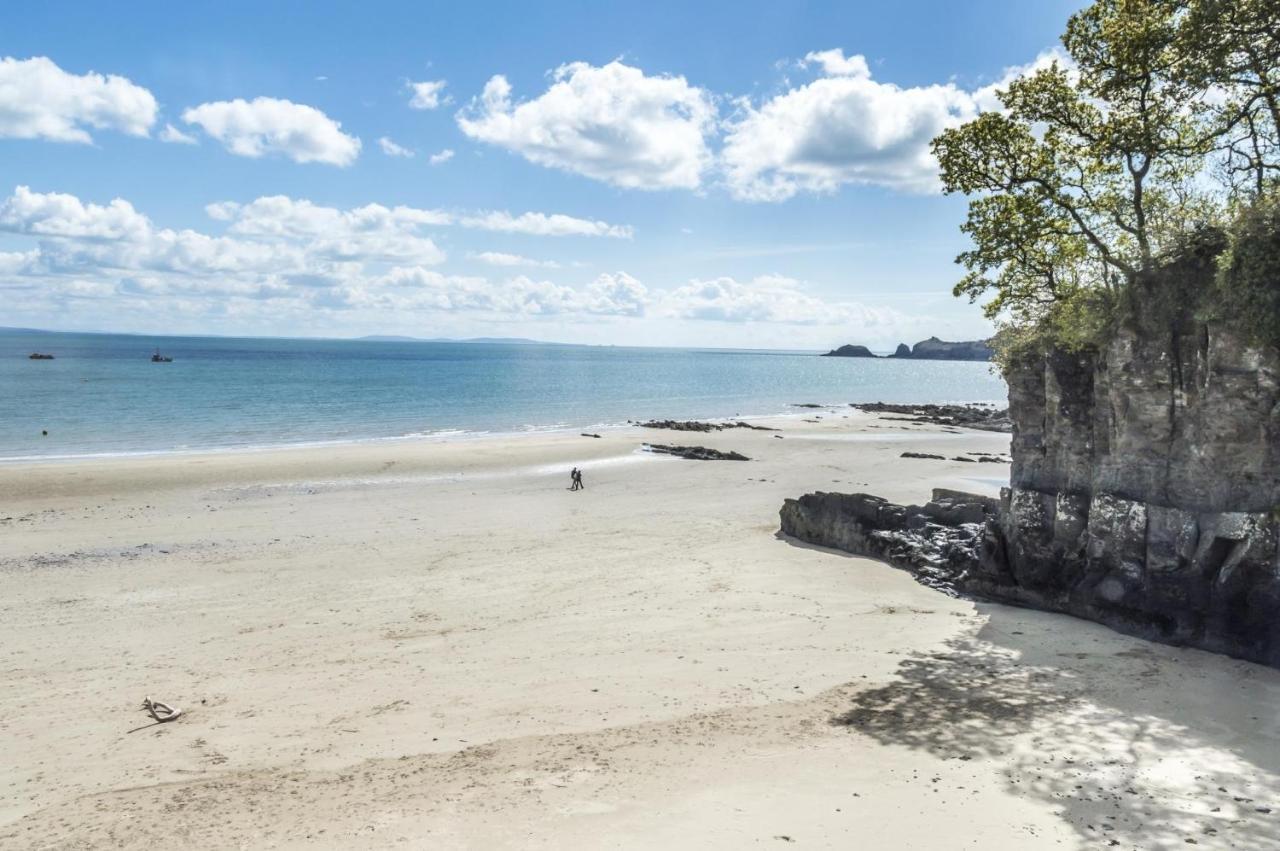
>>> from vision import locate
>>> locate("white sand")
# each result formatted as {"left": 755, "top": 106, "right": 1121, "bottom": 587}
{"left": 2, "top": 411, "right": 1278, "bottom": 849}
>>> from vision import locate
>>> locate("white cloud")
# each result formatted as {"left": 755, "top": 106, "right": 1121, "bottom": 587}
{"left": 0, "top": 187, "right": 648, "bottom": 328}
{"left": 801, "top": 49, "right": 871, "bottom": 79}
{"left": 408, "top": 79, "right": 449, "bottom": 110}
{"left": 0, "top": 185, "right": 151, "bottom": 240}
{"left": 211, "top": 194, "right": 629, "bottom": 240}
{"left": 469, "top": 251, "right": 560, "bottom": 269}
{"left": 206, "top": 195, "right": 446, "bottom": 264}
{"left": 721, "top": 48, "right": 1076, "bottom": 201}
{"left": 310, "top": 267, "right": 648, "bottom": 318}
{"left": 159, "top": 123, "right": 197, "bottom": 144}
{"left": 457, "top": 61, "right": 717, "bottom": 190}
{"left": 660, "top": 274, "right": 901, "bottom": 326}
{"left": 722, "top": 51, "right": 979, "bottom": 199}
{"left": 378, "top": 136, "right": 414, "bottom": 157}
{"left": 582, "top": 271, "right": 647, "bottom": 316}
{"left": 428, "top": 148, "right": 454, "bottom": 165}
{"left": 459, "top": 210, "right": 632, "bottom": 238}
{"left": 181, "top": 97, "right": 361, "bottom": 166}
{"left": 0, "top": 56, "right": 157, "bottom": 142}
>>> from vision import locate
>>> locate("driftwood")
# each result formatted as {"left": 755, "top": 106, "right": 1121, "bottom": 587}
{"left": 142, "top": 696, "right": 183, "bottom": 723}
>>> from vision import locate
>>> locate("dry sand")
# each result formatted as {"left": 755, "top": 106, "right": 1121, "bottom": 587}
{"left": 1, "top": 410, "right": 1278, "bottom": 849}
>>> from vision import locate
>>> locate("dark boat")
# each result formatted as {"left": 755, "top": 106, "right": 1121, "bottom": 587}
{"left": 28, "top": 352, "right": 54, "bottom": 360}
{"left": 151, "top": 348, "right": 173, "bottom": 363}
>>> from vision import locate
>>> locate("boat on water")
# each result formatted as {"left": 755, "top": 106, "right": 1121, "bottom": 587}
{"left": 28, "top": 352, "right": 54, "bottom": 360}
{"left": 151, "top": 348, "right": 173, "bottom": 363}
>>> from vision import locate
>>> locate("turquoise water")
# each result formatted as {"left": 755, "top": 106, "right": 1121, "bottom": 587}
{"left": 0, "top": 331, "right": 1007, "bottom": 460}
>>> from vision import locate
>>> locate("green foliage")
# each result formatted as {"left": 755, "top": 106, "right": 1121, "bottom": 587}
{"left": 933, "top": 0, "right": 1280, "bottom": 368}
{"left": 1215, "top": 195, "right": 1280, "bottom": 348}
{"left": 1175, "top": 0, "right": 1280, "bottom": 197}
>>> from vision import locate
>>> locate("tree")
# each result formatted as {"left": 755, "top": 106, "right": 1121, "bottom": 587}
{"left": 1175, "top": 0, "right": 1280, "bottom": 198}
{"left": 931, "top": 0, "right": 1267, "bottom": 340}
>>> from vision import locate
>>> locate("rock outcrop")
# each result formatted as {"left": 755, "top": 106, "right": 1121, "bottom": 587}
{"left": 783, "top": 313, "right": 1280, "bottom": 667}
{"left": 891, "top": 336, "right": 993, "bottom": 361}
{"left": 638, "top": 420, "right": 775, "bottom": 432}
{"left": 850, "top": 402, "right": 1012, "bottom": 432}
{"left": 822, "top": 344, "right": 877, "bottom": 358}
{"left": 821, "top": 338, "right": 994, "bottom": 361}
{"left": 645, "top": 444, "right": 750, "bottom": 461}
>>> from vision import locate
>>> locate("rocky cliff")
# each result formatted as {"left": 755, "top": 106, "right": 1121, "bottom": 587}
{"left": 821, "top": 344, "right": 877, "bottom": 358}
{"left": 782, "top": 310, "right": 1280, "bottom": 667}
{"left": 822, "top": 337, "right": 993, "bottom": 361}
{"left": 893, "top": 336, "right": 993, "bottom": 361}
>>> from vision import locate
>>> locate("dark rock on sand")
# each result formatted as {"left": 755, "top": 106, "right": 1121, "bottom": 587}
{"left": 901, "top": 452, "right": 946, "bottom": 460}
{"left": 638, "top": 420, "right": 776, "bottom": 432}
{"left": 851, "top": 402, "right": 1012, "bottom": 433}
{"left": 645, "top": 444, "right": 750, "bottom": 461}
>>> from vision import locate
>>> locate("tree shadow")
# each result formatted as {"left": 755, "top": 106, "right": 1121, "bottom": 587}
{"left": 831, "top": 604, "right": 1280, "bottom": 849}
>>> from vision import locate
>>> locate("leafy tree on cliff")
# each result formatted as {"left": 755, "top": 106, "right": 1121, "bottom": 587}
{"left": 1176, "top": 0, "right": 1280, "bottom": 198}
{"left": 932, "top": 0, "right": 1278, "bottom": 348}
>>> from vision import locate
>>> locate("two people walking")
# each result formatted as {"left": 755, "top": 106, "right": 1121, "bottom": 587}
{"left": 569, "top": 467, "right": 585, "bottom": 491}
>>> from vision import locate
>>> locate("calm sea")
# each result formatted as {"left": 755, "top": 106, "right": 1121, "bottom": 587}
{"left": 0, "top": 330, "right": 1007, "bottom": 460}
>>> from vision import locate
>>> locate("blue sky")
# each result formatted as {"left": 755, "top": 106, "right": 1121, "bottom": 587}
{"left": 0, "top": 0, "right": 1085, "bottom": 349}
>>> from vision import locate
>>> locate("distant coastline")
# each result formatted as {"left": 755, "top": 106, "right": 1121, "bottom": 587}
{"left": 822, "top": 336, "right": 993, "bottom": 362}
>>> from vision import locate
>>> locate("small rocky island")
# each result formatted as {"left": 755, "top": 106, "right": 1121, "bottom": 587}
{"left": 822, "top": 336, "right": 993, "bottom": 361}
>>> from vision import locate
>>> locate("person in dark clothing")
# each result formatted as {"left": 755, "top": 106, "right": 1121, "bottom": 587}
{"left": 574, "top": 468, "right": 584, "bottom": 490}
{"left": 569, "top": 467, "right": 580, "bottom": 491}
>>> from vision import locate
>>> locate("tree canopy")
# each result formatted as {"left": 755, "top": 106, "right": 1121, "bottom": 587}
{"left": 932, "top": 0, "right": 1280, "bottom": 351}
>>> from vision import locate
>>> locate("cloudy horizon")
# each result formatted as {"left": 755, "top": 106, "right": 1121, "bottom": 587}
{"left": 0, "top": 1, "right": 1086, "bottom": 350}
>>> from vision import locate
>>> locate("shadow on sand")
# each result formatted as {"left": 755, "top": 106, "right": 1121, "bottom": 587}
{"left": 832, "top": 605, "right": 1280, "bottom": 848}
{"left": 777, "top": 531, "right": 1280, "bottom": 847}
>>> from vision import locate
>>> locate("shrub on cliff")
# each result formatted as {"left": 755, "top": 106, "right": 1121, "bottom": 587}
{"left": 1216, "top": 195, "right": 1280, "bottom": 349}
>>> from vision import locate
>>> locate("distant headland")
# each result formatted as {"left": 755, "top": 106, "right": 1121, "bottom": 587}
{"left": 821, "top": 336, "right": 993, "bottom": 362}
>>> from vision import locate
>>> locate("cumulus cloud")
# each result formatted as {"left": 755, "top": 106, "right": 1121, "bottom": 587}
{"left": 801, "top": 49, "right": 871, "bottom": 78}
{"left": 457, "top": 61, "right": 717, "bottom": 190}
{"left": 0, "top": 185, "right": 151, "bottom": 240}
{"left": 582, "top": 271, "right": 647, "bottom": 316}
{"left": 205, "top": 195, "right": 446, "bottom": 263}
{"left": 181, "top": 97, "right": 361, "bottom": 166}
{"left": 159, "top": 123, "right": 197, "bottom": 144}
{"left": 721, "top": 47, "right": 1070, "bottom": 200}
{"left": 0, "top": 56, "right": 157, "bottom": 142}
{"left": 660, "top": 274, "right": 901, "bottom": 326}
{"left": 378, "top": 136, "right": 414, "bottom": 157}
{"left": 0, "top": 186, "right": 649, "bottom": 326}
{"left": 428, "top": 148, "right": 454, "bottom": 165}
{"left": 408, "top": 79, "right": 448, "bottom": 110}
{"left": 459, "top": 210, "right": 632, "bottom": 238}
{"left": 469, "top": 251, "right": 560, "bottom": 269}
{"left": 210, "top": 194, "right": 629, "bottom": 240}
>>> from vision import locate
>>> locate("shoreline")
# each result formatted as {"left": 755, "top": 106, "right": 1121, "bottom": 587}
{"left": 0, "top": 401, "right": 1009, "bottom": 466}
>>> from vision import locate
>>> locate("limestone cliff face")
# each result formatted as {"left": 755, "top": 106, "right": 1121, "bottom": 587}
{"left": 992, "top": 321, "right": 1280, "bottom": 664}
{"left": 781, "top": 318, "right": 1280, "bottom": 667}
{"left": 1010, "top": 324, "right": 1280, "bottom": 511}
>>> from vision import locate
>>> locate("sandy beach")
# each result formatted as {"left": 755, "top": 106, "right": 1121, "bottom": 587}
{"left": 2, "top": 410, "right": 1278, "bottom": 850}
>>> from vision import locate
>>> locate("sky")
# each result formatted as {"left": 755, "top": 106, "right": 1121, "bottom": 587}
{"left": 0, "top": 0, "right": 1086, "bottom": 349}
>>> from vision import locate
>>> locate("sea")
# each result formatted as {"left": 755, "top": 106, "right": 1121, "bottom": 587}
{"left": 0, "top": 330, "right": 1007, "bottom": 461}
